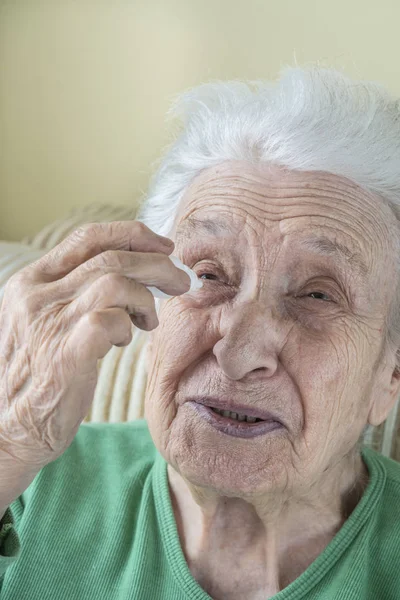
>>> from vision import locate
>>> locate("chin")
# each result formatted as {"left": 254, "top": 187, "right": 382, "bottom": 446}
{"left": 160, "top": 423, "right": 288, "bottom": 498}
{"left": 173, "top": 454, "right": 286, "bottom": 498}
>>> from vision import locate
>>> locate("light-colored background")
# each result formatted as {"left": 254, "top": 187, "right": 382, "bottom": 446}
{"left": 1, "top": 0, "right": 400, "bottom": 241}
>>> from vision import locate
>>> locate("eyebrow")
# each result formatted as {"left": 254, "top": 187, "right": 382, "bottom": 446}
{"left": 299, "top": 236, "right": 369, "bottom": 280}
{"left": 175, "top": 216, "right": 233, "bottom": 241}
{"left": 176, "top": 217, "right": 369, "bottom": 281}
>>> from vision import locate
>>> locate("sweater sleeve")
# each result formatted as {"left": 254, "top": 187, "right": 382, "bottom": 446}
{"left": 0, "top": 502, "right": 22, "bottom": 579}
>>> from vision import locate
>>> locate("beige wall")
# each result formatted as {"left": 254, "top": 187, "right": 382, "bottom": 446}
{"left": 1, "top": 0, "right": 399, "bottom": 241}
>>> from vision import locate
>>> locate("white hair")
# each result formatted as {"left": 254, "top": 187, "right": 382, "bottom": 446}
{"left": 137, "top": 66, "right": 400, "bottom": 234}
{"left": 137, "top": 66, "right": 400, "bottom": 370}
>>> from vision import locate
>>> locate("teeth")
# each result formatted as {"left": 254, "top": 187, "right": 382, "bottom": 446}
{"left": 211, "top": 407, "right": 260, "bottom": 423}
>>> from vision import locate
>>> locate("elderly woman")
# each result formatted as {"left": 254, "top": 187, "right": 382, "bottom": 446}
{"left": 0, "top": 67, "right": 400, "bottom": 600}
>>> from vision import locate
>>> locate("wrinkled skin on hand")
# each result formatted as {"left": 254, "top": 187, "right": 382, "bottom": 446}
{"left": 0, "top": 220, "right": 189, "bottom": 503}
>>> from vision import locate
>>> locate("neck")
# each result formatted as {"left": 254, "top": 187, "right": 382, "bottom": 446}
{"left": 167, "top": 451, "right": 369, "bottom": 599}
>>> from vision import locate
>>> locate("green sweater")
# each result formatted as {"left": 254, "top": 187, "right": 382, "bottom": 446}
{"left": 0, "top": 419, "right": 399, "bottom": 599}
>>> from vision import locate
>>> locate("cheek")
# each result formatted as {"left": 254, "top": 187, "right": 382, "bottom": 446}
{"left": 292, "top": 325, "right": 372, "bottom": 445}
{"left": 145, "top": 301, "right": 211, "bottom": 433}
{"left": 152, "top": 302, "right": 207, "bottom": 373}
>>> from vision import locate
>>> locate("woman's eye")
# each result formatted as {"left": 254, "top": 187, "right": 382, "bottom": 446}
{"left": 198, "top": 272, "right": 219, "bottom": 281}
{"left": 306, "top": 291, "right": 332, "bottom": 302}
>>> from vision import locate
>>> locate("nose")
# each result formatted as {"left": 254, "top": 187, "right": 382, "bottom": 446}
{"left": 212, "top": 302, "right": 280, "bottom": 381}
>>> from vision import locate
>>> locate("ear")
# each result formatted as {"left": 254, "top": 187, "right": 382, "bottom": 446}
{"left": 368, "top": 361, "right": 400, "bottom": 427}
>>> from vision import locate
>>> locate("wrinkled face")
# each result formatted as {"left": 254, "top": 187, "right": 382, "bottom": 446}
{"left": 145, "top": 161, "right": 399, "bottom": 497}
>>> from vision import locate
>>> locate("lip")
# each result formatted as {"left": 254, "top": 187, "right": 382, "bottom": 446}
{"left": 187, "top": 400, "right": 285, "bottom": 439}
{"left": 186, "top": 396, "right": 285, "bottom": 426}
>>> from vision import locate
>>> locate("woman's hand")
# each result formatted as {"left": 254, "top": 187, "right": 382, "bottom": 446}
{"left": 0, "top": 221, "right": 189, "bottom": 489}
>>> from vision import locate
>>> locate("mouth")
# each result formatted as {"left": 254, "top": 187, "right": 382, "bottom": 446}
{"left": 186, "top": 398, "right": 285, "bottom": 439}
{"left": 209, "top": 406, "right": 264, "bottom": 423}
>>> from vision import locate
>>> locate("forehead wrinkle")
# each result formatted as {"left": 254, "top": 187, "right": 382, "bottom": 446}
{"left": 190, "top": 167, "right": 364, "bottom": 203}
{"left": 181, "top": 178, "right": 376, "bottom": 229}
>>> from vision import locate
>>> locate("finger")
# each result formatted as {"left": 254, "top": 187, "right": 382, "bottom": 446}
{"left": 26, "top": 221, "right": 175, "bottom": 283}
{"left": 65, "top": 273, "right": 159, "bottom": 329}
{"left": 129, "top": 312, "right": 159, "bottom": 332}
{"left": 66, "top": 308, "right": 136, "bottom": 371}
{"left": 57, "top": 251, "right": 191, "bottom": 298}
